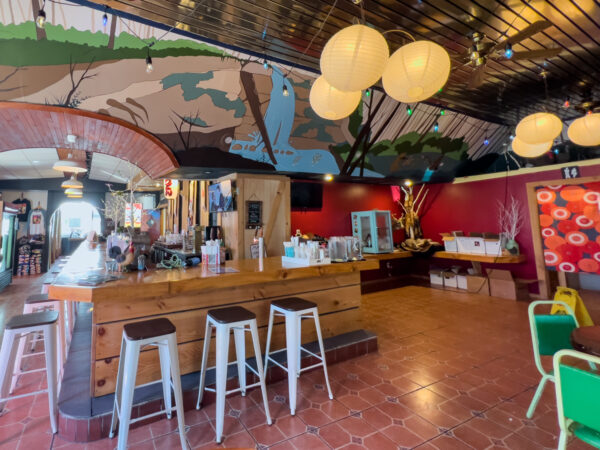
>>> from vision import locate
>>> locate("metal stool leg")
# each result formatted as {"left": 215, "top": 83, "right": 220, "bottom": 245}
{"left": 297, "top": 315, "right": 302, "bottom": 378}
{"left": 158, "top": 340, "right": 173, "bottom": 420}
{"left": 312, "top": 309, "right": 333, "bottom": 400}
{"left": 233, "top": 327, "right": 246, "bottom": 396}
{"left": 43, "top": 322, "right": 58, "bottom": 434}
{"left": 214, "top": 324, "right": 230, "bottom": 444}
{"left": 109, "top": 336, "right": 127, "bottom": 438}
{"left": 263, "top": 307, "right": 275, "bottom": 376}
{"left": 116, "top": 340, "right": 140, "bottom": 450}
{"left": 166, "top": 334, "right": 188, "bottom": 450}
{"left": 10, "top": 304, "right": 34, "bottom": 394}
{"left": 0, "top": 329, "right": 18, "bottom": 412}
{"left": 284, "top": 312, "right": 299, "bottom": 415}
{"left": 249, "top": 320, "right": 272, "bottom": 425}
{"left": 196, "top": 320, "right": 212, "bottom": 409}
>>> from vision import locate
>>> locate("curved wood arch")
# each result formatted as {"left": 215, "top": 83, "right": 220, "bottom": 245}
{"left": 0, "top": 102, "right": 179, "bottom": 179}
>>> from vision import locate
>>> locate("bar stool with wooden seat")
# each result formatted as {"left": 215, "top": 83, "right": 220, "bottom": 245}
{"left": 196, "top": 306, "right": 272, "bottom": 444}
{"left": 109, "top": 318, "right": 188, "bottom": 450}
{"left": 0, "top": 311, "right": 59, "bottom": 433}
{"left": 10, "top": 294, "right": 68, "bottom": 394}
{"left": 263, "top": 297, "right": 333, "bottom": 416}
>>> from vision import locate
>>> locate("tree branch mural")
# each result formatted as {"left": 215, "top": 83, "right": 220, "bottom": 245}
{"left": 63, "top": 56, "right": 96, "bottom": 108}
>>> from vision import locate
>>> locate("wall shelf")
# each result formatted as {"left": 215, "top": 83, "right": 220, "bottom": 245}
{"left": 433, "top": 251, "right": 525, "bottom": 264}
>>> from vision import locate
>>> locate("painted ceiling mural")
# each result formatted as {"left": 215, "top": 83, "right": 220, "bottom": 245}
{"left": 0, "top": 0, "right": 510, "bottom": 180}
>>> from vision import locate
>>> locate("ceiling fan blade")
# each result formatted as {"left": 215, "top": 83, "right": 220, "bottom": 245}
{"left": 491, "top": 20, "right": 552, "bottom": 52}
{"left": 510, "top": 47, "right": 562, "bottom": 60}
{"left": 468, "top": 64, "right": 486, "bottom": 90}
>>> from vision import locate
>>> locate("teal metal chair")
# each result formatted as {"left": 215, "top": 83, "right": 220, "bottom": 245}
{"left": 553, "top": 349, "right": 600, "bottom": 449}
{"left": 527, "top": 300, "right": 579, "bottom": 419}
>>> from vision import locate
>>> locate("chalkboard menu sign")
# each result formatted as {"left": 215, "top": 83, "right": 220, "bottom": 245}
{"left": 246, "top": 201, "right": 262, "bottom": 229}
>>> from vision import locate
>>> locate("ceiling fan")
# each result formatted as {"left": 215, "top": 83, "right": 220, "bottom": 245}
{"left": 464, "top": 20, "right": 562, "bottom": 89}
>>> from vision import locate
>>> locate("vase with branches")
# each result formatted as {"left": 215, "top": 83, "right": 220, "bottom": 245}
{"left": 497, "top": 196, "right": 523, "bottom": 255}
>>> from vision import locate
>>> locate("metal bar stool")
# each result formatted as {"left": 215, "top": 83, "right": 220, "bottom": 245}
{"left": 109, "top": 318, "right": 188, "bottom": 450}
{"left": 263, "top": 297, "right": 333, "bottom": 416}
{"left": 196, "top": 306, "right": 271, "bottom": 444}
{"left": 0, "top": 311, "right": 59, "bottom": 433}
{"left": 10, "top": 294, "right": 67, "bottom": 394}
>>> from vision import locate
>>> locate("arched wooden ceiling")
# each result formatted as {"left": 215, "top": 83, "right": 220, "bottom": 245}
{"left": 0, "top": 102, "right": 179, "bottom": 179}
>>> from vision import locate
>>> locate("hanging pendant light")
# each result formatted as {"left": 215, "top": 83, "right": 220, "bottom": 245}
{"left": 320, "top": 24, "right": 389, "bottom": 92}
{"left": 53, "top": 153, "right": 87, "bottom": 173}
{"left": 567, "top": 113, "right": 600, "bottom": 146}
{"left": 61, "top": 174, "right": 83, "bottom": 189}
{"left": 382, "top": 40, "right": 451, "bottom": 103}
{"left": 309, "top": 75, "right": 361, "bottom": 120}
{"left": 515, "top": 112, "right": 563, "bottom": 145}
{"left": 511, "top": 136, "right": 552, "bottom": 158}
{"left": 65, "top": 188, "right": 83, "bottom": 196}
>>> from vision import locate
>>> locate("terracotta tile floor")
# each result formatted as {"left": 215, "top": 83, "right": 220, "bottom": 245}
{"left": 1, "top": 284, "right": 599, "bottom": 449}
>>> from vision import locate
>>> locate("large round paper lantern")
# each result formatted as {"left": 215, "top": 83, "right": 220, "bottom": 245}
{"left": 567, "top": 113, "right": 600, "bottom": 146}
{"left": 515, "top": 112, "right": 563, "bottom": 145}
{"left": 320, "top": 24, "right": 389, "bottom": 92}
{"left": 512, "top": 136, "right": 552, "bottom": 158}
{"left": 309, "top": 76, "right": 361, "bottom": 120}
{"left": 381, "top": 40, "right": 451, "bottom": 103}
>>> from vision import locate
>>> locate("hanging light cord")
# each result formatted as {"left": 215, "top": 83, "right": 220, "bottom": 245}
{"left": 382, "top": 29, "right": 416, "bottom": 42}
{"left": 284, "top": 0, "right": 339, "bottom": 79}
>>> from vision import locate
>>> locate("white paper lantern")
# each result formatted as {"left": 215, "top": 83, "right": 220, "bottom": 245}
{"left": 309, "top": 76, "right": 361, "bottom": 120}
{"left": 567, "top": 113, "right": 600, "bottom": 147}
{"left": 515, "top": 112, "right": 563, "bottom": 145}
{"left": 511, "top": 136, "right": 552, "bottom": 158}
{"left": 320, "top": 24, "right": 389, "bottom": 92}
{"left": 381, "top": 40, "right": 451, "bottom": 103}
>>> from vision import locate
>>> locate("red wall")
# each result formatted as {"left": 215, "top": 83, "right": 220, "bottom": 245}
{"left": 420, "top": 164, "right": 600, "bottom": 281}
{"left": 290, "top": 181, "right": 401, "bottom": 239}
{"left": 291, "top": 164, "right": 599, "bottom": 286}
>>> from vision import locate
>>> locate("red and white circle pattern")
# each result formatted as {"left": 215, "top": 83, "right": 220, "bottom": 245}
{"left": 575, "top": 215, "right": 594, "bottom": 228}
{"left": 551, "top": 207, "right": 570, "bottom": 220}
{"left": 541, "top": 228, "right": 556, "bottom": 237}
{"left": 583, "top": 191, "right": 600, "bottom": 204}
{"left": 594, "top": 252, "right": 600, "bottom": 263}
{"left": 558, "top": 262, "right": 577, "bottom": 272}
{"left": 566, "top": 231, "right": 587, "bottom": 246}
{"left": 544, "top": 250, "right": 560, "bottom": 265}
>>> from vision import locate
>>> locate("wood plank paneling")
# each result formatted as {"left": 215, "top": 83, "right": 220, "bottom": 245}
{"left": 0, "top": 102, "right": 178, "bottom": 179}
{"left": 94, "top": 284, "right": 361, "bottom": 359}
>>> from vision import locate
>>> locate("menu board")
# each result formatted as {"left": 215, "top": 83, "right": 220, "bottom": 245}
{"left": 246, "top": 200, "right": 262, "bottom": 229}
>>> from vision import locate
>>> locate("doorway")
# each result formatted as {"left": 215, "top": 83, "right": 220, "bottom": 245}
{"left": 48, "top": 201, "right": 101, "bottom": 260}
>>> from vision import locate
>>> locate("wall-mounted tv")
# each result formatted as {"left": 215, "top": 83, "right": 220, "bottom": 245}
{"left": 209, "top": 180, "right": 235, "bottom": 212}
{"left": 291, "top": 182, "right": 323, "bottom": 209}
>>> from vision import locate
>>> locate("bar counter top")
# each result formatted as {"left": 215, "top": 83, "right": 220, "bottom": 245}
{"left": 49, "top": 241, "right": 379, "bottom": 304}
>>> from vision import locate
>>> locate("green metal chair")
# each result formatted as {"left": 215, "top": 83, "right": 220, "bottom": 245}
{"left": 527, "top": 300, "right": 579, "bottom": 419}
{"left": 553, "top": 349, "right": 600, "bottom": 449}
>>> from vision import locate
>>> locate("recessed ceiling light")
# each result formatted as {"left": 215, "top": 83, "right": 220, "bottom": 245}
{"left": 66, "top": 134, "right": 77, "bottom": 143}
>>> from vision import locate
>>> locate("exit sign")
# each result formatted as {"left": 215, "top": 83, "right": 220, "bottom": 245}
{"left": 561, "top": 166, "right": 581, "bottom": 179}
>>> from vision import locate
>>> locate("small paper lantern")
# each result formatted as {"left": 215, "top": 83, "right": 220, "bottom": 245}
{"left": 511, "top": 136, "right": 552, "bottom": 158}
{"left": 320, "top": 24, "right": 389, "bottom": 92}
{"left": 309, "top": 75, "right": 361, "bottom": 120}
{"left": 515, "top": 112, "right": 563, "bottom": 145}
{"left": 567, "top": 113, "right": 600, "bottom": 146}
{"left": 382, "top": 40, "right": 451, "bottom": 103}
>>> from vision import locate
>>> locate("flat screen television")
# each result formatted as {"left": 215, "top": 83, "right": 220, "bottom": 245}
{"left": 291, "top": 182, "right": 323, "bottom": 209}
{"left": 208, "top": 180, "right": 235, "bottom": 212}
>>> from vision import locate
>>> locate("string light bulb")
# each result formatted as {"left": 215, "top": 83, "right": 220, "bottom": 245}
{"left": 263, "top": 59, "right": 269, "bottom": 69}
{"left": 483, "top": 137, "right": 489, "bottom": 145}
{"left": 102, "top": 6, "right": 108, "bottom": 27}
{"left": 145, "top": 50, "right": 153, "bottom": 73}
{"left": 282, "top": 83, "right": 289, "bottom": 97}
{"left": 404, "top": 179, "right": 413, "bottom": 187}
{"left": 440, "top": 109, "right": 445, "bottom": 116}
{"left": 36, "top": 7, "right": 46, "bottom": 29}
{"left": 324, "top": 173, "right": 334, "bottom": 182}
{"left": 504, "top": 42, "right": 513, "bottom": 59}
{"left": 406, "top": 106, "right": 413, "bottom": 116}
{"left": 433, "top": 122, "right": 439, "bottom": 132}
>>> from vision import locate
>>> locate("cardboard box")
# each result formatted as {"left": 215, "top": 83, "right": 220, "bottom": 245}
{"left": 443, "top": 271, "right": 458, "bottom": 288}
{"left": 486, "top": 269, "right": 529, "bottom": 300}
{"left": 483, "top": 233, "right": 507, "bottom": 256}
{"left": 440, "top": 233, "right": 458, "bottom": 252}
{"left": 466, "top": 274, "right": 489, "bottom": 294}
{"left": 430, "top": 269, "right": 444, "bottom": 286}
{"left": 456, "top": 236, "right": 486, "bottom": 254}
{"left": 456, "top": 273, "right": 468, "bottom": 290}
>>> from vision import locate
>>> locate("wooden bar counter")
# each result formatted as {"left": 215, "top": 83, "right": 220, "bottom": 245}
{"left": 49, "top": 242, "right": 379, "bottom": 397}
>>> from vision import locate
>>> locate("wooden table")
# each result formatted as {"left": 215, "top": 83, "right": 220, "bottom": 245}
{"left": 432, "top": 251, "right": 525, "bottom": 273}
{"left": 49, "top": 241, "right": 379, "bottom": 397}
{"left": 571, "top": 326, "right": 600, "bottom": 357}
